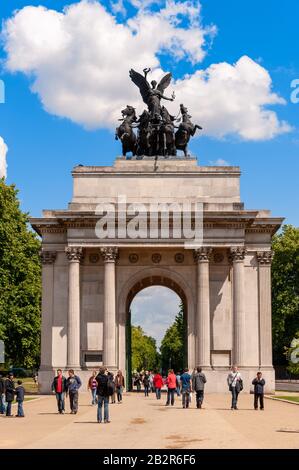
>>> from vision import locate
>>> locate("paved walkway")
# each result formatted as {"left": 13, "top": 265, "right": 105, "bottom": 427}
{"left": 1, "top": 392, "right": 299, "bottom": 449}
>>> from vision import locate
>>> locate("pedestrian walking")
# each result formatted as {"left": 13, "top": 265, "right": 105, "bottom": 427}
{"left": 15, "top": 380, "right": 25, "bottom": 417}
{"left": 180, "top": 368, "right": 192, "bottom": 409}
{"left": 227, "top": 365, "right": 243, "bottom": 410}
{"left": 87, "top": 370, "right": 98, "bottom": 405}
{"left": 134, "top": 373, "right": 141, "bottom": 392}
{"left": 96, "top": 367, "right": 110, "bottom": 423}
{"left": 108, "top": 372, "right": 116, "bottom": 403}
{"left": 149, "top": 371, "right": 155, "bottom": 393}
{"left": 66, "top": 369, "right": 82, "bottom": 414}
{"left": 4, "top": 373, "right": 15, "bottom": 417}
{"left": 115, "top": 370, "right": 125, "bottom": 403}
{"left": 143, "top": 371, "right": 150, "bottom": 397}
{"left": 0, "top": 373, "right": 6, "bottom": 414}
{"left": 165, "top": 369, "right": 176, "bottom": 406}
{"left": 176, "top": 372, "right": 181, "bottom": 396}
{"left": 192, "top": 366, "right": 207, "bottom": 409}
{"left": 153, "top": 371, "right": 163, "bottom": 399}
{"left": 252, "top": 372, "right": 265, "bottom": 410}
{"left": 51, "top": 369, "right": 67, "bottom": 414}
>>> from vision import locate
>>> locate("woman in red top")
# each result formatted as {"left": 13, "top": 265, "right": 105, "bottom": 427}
{"left": 165, "top": 369, "right": 176, "bottom": 406}
{"left": 153, "top": 372, "right": 163, "bottom": 400}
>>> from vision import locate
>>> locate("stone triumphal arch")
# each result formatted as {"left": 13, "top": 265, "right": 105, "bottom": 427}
{"left": 31, "top": 157, "right": 283, "bottom": 393}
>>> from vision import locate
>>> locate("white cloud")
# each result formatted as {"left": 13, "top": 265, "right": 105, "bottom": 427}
{"left": 0, "top": 136, "right": 8, "bottom": 179}
{"left": 2, "top": 1, "right": 291, "bottom": 141}
{"left": 209, "top": 158, "right": 230, "bottom": 166}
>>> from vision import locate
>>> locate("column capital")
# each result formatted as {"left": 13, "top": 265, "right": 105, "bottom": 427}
{"left": 40, "top": 250, "right": 57, "bottom": 265}
{"left": 193, "top": 247, "right": 213, "bottom": 262}
{"left": 100, "top": 247, "right": 119, "bottom": 262}
{"left": 65, "top": 246, "right": 84, "bottom": 262}
{"left": 257, "top": 250, "right": 274, "bottom": 265}
{"left": 229, "top": 246, "right": 247, "bottom": 262}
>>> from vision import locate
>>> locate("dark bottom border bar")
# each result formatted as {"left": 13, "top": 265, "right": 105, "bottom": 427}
{"left": 0, "top": 449, "right": 299, "bottom": 464}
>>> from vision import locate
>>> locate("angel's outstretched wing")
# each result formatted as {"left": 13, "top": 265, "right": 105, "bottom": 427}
{"left": 129, "top": 69, "right": 150, "bottom": 104}
{"left": 157, "top": 73, "right": 172, "bottom": 93}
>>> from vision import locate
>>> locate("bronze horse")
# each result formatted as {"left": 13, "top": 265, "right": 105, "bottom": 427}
{"left": 175, "top": 104, "right": 202, "bottom": 157}
{"left": 115, "top": 105, "right": 137, "bottom": 156}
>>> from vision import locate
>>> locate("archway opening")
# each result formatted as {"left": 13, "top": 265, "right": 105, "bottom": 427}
{"left": 125, "top": 277, "right": 188, "bottom": 390}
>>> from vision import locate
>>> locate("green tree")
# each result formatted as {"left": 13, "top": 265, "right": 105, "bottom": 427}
{"left": 131, "top": 325, "right": 160, "bottom": 371}
{"left": 284, "top": 334, "right": 299, "bottom": 375}
{"left": 160, "top": 302, "right": 186, "bottom": 373}
{"left": 0, "top": 180, "right": 41, "bottom": 368}
{"left": 272, "top": 225, "right": 299, "bottom": 365}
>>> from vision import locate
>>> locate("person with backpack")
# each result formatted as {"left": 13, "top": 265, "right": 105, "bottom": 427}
{"left": 192, "top": 366, "right": 207, "bottom": 409}
{"left": 52, "top": 369, "right": 67, "bottom": 414}
{"left": 115, "top": 370, "right": 125, "bottom": 403}
{"left": 227, "top": 365, "right": 243, "bottom": 410}
{"left": 66, "top": 369, "right": 82, "bottom": 414}
{"left": 252, "top": 371, "right": 265, "bottom": 410}
{"left": 143, "top": 371, "right": 150, "bottom": 397}
{"left": 180, "top": 368, "right": 192, "bottom": 409}
{"left": 87, "top": 370, "right": 98, "bottom": 405}
{"left": 96, "top": 367, "right": 110, "bottom": 423}
{"left": 4, "top": 373, "right": 15, "bottom": 417}
{"left": 165, "top": 369, "right": 176, "bottom": 406}
{"left": 107, "top": 372, "right": 116, "bottom": 403}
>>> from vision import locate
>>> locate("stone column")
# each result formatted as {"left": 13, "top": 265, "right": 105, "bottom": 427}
{"left": 230, "top": 247, "right": 247, "bottom": 366}
{"left": 257, "top": 251, "right": 274, "bottom": 368}
{"left": 40, "top": 251, "right": 57, "bottom": 370}
{"left": 100, "top": 247, "right": 119, "bottom": 369}
{"left": 65, "top": 247, "right": 84, "bottom": 369}
{"left": 194, "top": 247, "right": 212, "bottom": 368}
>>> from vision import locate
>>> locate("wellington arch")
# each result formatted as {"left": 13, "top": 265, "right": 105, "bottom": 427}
{"left": 31, "top": 157, "right": 283, "bottom": 393}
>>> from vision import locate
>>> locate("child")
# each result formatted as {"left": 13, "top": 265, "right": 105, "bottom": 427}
{"left": 15, "top": 380, "right": 25, "bottom": 417}
{"left": 252, "top": 372, "right": 265, "bottom": 410}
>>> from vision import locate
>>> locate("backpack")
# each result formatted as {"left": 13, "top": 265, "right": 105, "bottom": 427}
{"left": 107, "top": 379, "right": 115, "bottom": 396}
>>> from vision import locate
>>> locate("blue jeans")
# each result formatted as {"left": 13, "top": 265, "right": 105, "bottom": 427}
{"left": 55, "top": 392, "right": 65, "bottom": 413}
{"left": 231, "top": 387, "right": 239, "bottom": 409}
{"left": 117, "top": 386, "right": 123, "bottom": 402}
{"left": 17, "top": 400, "right": 24, "bottom": 417}
{"left": 97, "top": 395, "right": 109, "bottom": 422}
{"left": 91, "top": 388, "right": 97, "bottom": 405}
{"left": 155, "top": 388, "right": 161, "bottom": 400}
{"left": 6, "top": 400, "right": 12, "bottom": 416}
{"left": 0, "top": 394, "right": 6, "bottom": 414}
{"left": 176, "top": 386, "right": 181, "bottom": 396}
{"left": 166, "top": 388, "right": 175, "bottom": 405}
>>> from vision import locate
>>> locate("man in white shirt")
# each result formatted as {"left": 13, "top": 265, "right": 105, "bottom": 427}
{"left": 227, "top": 365, "right": 243, "bottom": 410}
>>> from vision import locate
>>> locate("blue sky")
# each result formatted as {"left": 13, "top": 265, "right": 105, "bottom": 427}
{"left": 0, "top": 0, "right": 298, "bottom": 343}
{"left": 0, "top": 0, "right": 298, "bottom": 226}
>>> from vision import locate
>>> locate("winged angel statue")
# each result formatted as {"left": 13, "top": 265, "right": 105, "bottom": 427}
{"left": 129, "top": 68, "right": 175, "bottom": 121}
{"left": 115, "top": 68, "right": 202, "bottom": 158}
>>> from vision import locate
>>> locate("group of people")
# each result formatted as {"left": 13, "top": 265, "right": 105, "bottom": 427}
{"left": 0, "top": 372, "right": 26, "bottom": 417}
{"left": 0, "top": 365, "right": 266, "bottom": 421}
{"left": 51, "top": 368, "right": 125, "bottom": 423}
{"left": 133, "top": 366, "right": 266, "bottom": 411}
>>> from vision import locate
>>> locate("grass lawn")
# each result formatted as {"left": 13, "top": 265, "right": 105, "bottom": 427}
{"left": 14, "top": 377, "right": 38, "bottom": 394}
{"left": 272, "top": 395, "right": 299, "bottom": 404}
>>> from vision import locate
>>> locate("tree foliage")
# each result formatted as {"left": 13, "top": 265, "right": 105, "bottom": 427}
{"left": 160, "top": 302, "right": 186, "bottom": 373}
{"left": 131, "top": 325, "right": 160, "bottom": 372}
{"left": 0, "top": 180, "right": 41, "bottom": 368}
{"left": 272, "top": 225, "right": 299, "bottom": 364}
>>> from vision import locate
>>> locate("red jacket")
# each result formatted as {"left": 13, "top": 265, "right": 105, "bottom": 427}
{"left": 166, "top": 373, "right": 177, "bottom": 389}
{"left": 153, "top": 374, "right": 163, "bottom": 389}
